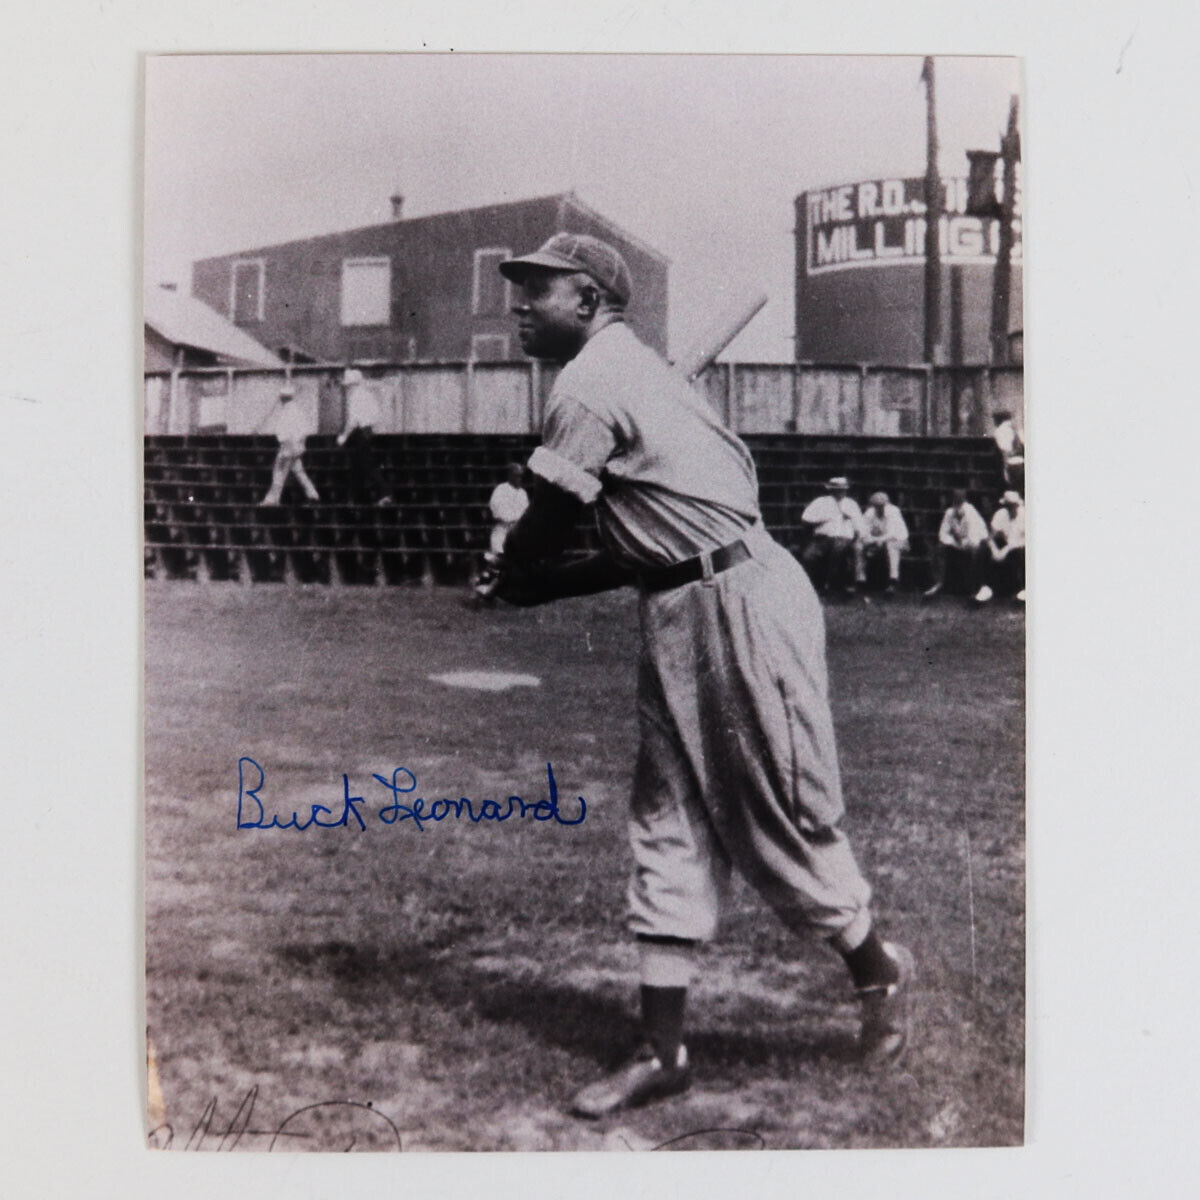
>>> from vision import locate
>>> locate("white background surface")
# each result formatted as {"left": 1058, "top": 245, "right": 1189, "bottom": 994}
{"left": 2, "top": 1, "right": 1196, "bottom": 1196}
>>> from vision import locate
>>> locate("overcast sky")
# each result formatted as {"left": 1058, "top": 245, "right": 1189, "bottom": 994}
{"left": 145, "top": 53, "right": 1020, "bottom": 361}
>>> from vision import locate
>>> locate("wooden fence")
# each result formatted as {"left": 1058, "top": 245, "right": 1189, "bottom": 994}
{"left": 144, "top": 360, "right": 1023, "bottom": 439}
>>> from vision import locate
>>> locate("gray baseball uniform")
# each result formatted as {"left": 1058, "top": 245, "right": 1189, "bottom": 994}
{"left": 526, "top": 321, "right": 873, "bottom": 948}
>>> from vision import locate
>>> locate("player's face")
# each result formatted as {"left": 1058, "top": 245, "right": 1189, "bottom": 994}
{"left": 512, "top": 272, "right": 588, "bottom": 362}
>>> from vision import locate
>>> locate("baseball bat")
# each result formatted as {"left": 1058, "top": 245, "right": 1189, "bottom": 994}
{"left": 672, "top": 291, "right": 768, "bottom": 382}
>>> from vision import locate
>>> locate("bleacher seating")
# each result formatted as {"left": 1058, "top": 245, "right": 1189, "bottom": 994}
{"left": 143, "top": 433, "right": 1003, "bottom": 589}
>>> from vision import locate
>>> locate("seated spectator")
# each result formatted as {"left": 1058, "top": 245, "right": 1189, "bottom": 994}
{"left": 991, "top": 410, "right": 1025, "bottom": 495}
{"left": 260, "top": 383, "right": 319, "bottom": 505}
{"left": 337, "top": 367, "right": 393, "bottom": 505}
{"left": 800, "top": 476, "right": 866, "bottom": 595}
{"left": 974, "top": 491, "right": 1026, "bottom": 604}
{"left": 861, "top": 491, "right": 909, "bottom": 594}
{"left": 924, "top": 487, "right": 989, "bottom": 598}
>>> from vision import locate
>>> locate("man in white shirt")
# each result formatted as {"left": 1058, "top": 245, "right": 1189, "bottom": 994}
{"left": 924, "top": 488, "right": 989, "bottom": 599}
{"left": 487, "top": 464, "right": 530, "bottom": 559}
{"left": 800, "top": 477, "right": 866, "bottom": 596}
{"left": 861, "top": 491, "right": 909, "bottom": 594}
{"left": 473, "top": 464, "right": 530, "bottom": 603}
{"left": 259, "top": 384, "right": 319, "bottom": 505}
{"left": 336, "top": 367, "right": 393, "bottom": 505}
{"left": 991, "top": 411, "right": 1025, "bottom": 495}
{"left": 974, "top": 490, "right": 1026, "bottom": 604}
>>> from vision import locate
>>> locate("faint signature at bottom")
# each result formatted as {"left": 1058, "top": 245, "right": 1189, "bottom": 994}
{"left": 147, "top": 1087, "right": 402, "bottom": 1152}
{"left": 644, "top": 1127, "right": 766, "bottom": 1150}
{"left": 148, "top": 1087, "right": 766, "bottom": 1152}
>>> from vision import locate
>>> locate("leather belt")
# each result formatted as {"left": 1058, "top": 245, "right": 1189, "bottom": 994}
{"left": 639, "top": 538, "right": 752, "bottom": 593}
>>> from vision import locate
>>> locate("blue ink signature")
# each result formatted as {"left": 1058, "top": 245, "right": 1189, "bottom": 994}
{"left": 237, "top": 759, "right": 586, "bottom": 832}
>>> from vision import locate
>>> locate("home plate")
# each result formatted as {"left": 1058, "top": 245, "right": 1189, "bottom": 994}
{"left": 428, "top": 670, "right": 541, "bottom": 692}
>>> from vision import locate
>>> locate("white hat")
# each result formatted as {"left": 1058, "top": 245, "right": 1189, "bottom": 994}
{"left": 827, "top": 476, "right": 850, "bottom": 489}
{"left": 342, "top": 368, "right": 364, "bottom": 385}
{"left": 1002, "top": 490, "right": 1022, "bottom": 505}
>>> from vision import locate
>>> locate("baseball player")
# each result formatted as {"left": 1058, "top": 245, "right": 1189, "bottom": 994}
{"left": 259, "top": 383, "right": 319, "bottom": 505}
{"left": 473, "top": 464, "right": 530, "bottom": 603}
{"left": 336, "top": 367, "right": 393, "bottom": 506}
{"left": 491, "top": 233, "right": 914, "bottom": 1118}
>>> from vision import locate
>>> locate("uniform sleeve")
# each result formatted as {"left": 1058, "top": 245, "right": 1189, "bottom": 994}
{"left": 527, "top": 392, "right": 615, "bottom": 506}
{"left": 887, "top": 507, "right": 909, "bottom": 544}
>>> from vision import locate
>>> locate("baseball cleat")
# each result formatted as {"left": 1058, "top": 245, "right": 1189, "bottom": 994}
{"left": 971, "top": 585, "right": 994, "bottom": 605}
{"left": 856, "top": 941, "right": 915, "bottom": 1066}
{"left": 569, "top": 1044, "right": 691, "bottom": 1119}
{"left": 922, "top": 583, "right": 942, "bottom": 599}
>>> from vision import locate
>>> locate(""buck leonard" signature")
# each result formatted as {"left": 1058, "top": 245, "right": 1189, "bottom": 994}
{"left": 236, "top": 758, "right": 587, "bottom": 832}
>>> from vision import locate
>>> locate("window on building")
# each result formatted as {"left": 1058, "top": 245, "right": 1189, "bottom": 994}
{"left": 470, "top": 333, "right": 510, "bottom": 362}
{"left": 230, "top": 260, "right": 265, "bottom": 324}
{"left": 341, "top": 257, "right": 392, "bottom": 326}
{"left": 472, "top": 248, "right": 512, "bottom": 316}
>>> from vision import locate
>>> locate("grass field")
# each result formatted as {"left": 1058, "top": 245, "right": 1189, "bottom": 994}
{"left": 144, "top": 580, "right": 1024, "bottom": 1152}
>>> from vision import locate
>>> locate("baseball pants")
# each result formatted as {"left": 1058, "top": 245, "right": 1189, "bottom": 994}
{"left": 263, "top": 441, "right": 319, "bottom": 503}
{"left": 626, "top": 526, "right": 873, "bottom": 948}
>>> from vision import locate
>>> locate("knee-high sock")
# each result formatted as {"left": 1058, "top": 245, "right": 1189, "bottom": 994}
{"left": 637, "top": 938, "right": 696, "bottom": 1066}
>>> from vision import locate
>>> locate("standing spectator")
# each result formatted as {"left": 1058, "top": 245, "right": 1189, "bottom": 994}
{"left": 861, "top": 491, "right": 909, "bottom": 594}
{"left": 974, "top": 491, "right": 1026, "bottom": 604}
{"left": 991, "top": 410, "right": 1025, "bottom": 495}
{"left": 924, "top": 488, "right": 989, "bottom": 599}
{"left": 488, "top": 464, "right": 530, "bottom": 561}
{"left": 259, "top": 383, "right": 319, "bottom": 506}
{"left": 473, "top": 465, "right": 530, "bottom": 603}
{"left": 800, "top": 476, "right": 866, "bottom": 595}
{"left": 336, "top": 367, "right": 393, "bottom": 505}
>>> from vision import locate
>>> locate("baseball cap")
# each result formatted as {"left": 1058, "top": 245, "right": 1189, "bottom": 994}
{"left": 1002, "top": 490, "right": 1022, "bottom": 504}
{"left": 869, "top": 491, "right": 889, "bottom": 506}
{"left": 499, "top": 233, "right": 633, "bottom": 305}
{"left": 342, "top": 368, "right": 364, "bottom": 386}
{"left": 279, "top": 383, "right": 296, "bottom": 399}
{"left": 826, "top": 476, "right": 850, "bottom": 489}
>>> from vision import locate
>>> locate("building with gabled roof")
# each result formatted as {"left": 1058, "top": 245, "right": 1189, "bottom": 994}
{"left": 144, "top": 284, "right": 284, "bottom": 371}
{"left": 190, "top": 192, "right": 669, "bottom": 365}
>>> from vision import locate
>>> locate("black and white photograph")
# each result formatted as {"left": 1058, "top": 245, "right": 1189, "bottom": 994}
{"left": 14, "top": 2, "right": 1200, "bottom": 1194}
{"left": 141, "top": 51, "right": 1026, "bottom": 1153}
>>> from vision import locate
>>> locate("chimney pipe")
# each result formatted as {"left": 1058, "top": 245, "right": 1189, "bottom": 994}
{"left": 390, "top": 193, "right": 405, "bottom": 220}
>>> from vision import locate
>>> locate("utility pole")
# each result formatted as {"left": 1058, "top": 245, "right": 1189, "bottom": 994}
{"left": 989, "top": 94, "right": 1021, "bottom": 364}
{"left": 921, "top": 56, "right": 942, "bottom": 366}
